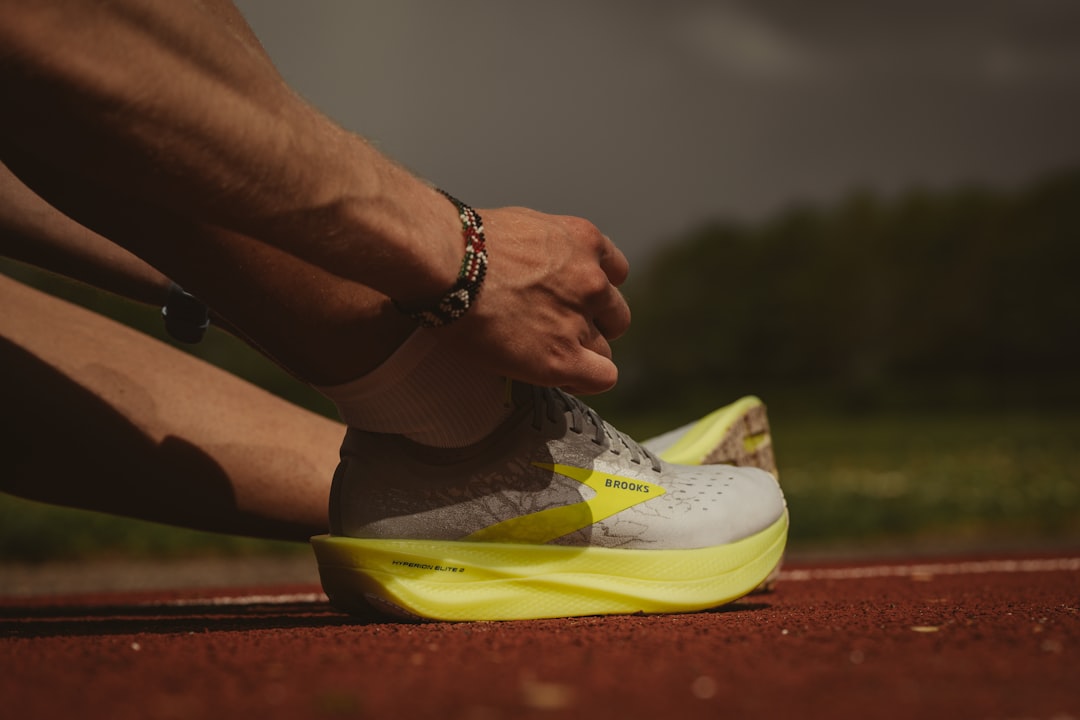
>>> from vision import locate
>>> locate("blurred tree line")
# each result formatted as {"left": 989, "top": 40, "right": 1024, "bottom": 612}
{"left": 602, "top": 168, "right": 1080, "bottom": 420}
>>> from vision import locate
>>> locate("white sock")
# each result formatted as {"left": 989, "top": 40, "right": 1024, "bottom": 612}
{"left": 315, "top": 329, "right": 513, "bottom": 448}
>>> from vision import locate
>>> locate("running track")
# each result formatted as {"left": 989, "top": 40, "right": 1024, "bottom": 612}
{"left": 2, "top": 554, "right": 1078, "bottom": 720}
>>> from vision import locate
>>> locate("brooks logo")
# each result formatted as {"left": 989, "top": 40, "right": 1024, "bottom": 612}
{"left": 604, "top": 478, "right": 650, "bottom": 493}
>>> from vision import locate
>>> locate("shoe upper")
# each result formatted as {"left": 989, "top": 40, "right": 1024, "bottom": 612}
{"left": 330, "top": 385, "right": 786, "bottom": 551}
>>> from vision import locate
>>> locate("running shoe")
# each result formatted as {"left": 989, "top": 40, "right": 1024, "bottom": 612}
{"left": 643, "top": 396, "right": 776, "bottom": 473}
{"left": 311, "top": 384, "right": 787, "bottom": 622}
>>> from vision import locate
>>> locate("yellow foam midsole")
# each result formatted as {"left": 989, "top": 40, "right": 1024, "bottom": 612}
{"left": 311, "top": 511, "right": 788, "bottom": 621}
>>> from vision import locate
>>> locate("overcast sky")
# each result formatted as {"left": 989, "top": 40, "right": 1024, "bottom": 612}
{"left": 236, "top": 0, "right": 1080, "bottom": 265}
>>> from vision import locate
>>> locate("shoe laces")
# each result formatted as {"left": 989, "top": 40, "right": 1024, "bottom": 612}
{"left": 531, "top": 386, "right": 661, "bottom": 472}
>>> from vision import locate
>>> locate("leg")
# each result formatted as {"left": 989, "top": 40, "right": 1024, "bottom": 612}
{"left": 0, "top": 272, "right": 344, "bottom": 541}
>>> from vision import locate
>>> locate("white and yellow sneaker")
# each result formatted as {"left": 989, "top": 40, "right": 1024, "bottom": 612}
{"left": 311, "top": 385, "right": 787, "bottom": 621}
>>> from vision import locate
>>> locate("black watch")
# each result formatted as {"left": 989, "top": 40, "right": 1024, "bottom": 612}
{"left": 162, "top": 283, "right": 210, "bottom": 343}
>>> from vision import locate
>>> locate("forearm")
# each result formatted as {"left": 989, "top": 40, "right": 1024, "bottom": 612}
{"left": 1, "top": 148, "right": 417, "bottom": 384}
{"left": 0, "top": 161, "right": 171, "bottom": 306}
{"left": 1, "top": 0, "right": 634, "bottom": 393}
{"left": 0, "top": 0, "right": 460, "bottom": 303}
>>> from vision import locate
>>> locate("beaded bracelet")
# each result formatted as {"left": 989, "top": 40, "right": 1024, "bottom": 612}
{"left": 394, "top": 190, "right": 489, "bottom": 328}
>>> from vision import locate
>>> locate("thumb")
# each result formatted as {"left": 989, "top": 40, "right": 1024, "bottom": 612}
{"left": 560, "top": 351, "right": 618, "bottom": 396}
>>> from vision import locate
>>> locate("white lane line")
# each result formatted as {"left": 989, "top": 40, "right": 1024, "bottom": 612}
{"left": 163, "top": 592, "right": 328, "bottom": 607}
{"left": 778, "top": 557, "right": 1080, "bottom": 582}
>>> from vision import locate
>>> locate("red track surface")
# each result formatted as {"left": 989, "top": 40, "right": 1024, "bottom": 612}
{"left": 3, "top": 554, "right": 1078, "bottom": 720}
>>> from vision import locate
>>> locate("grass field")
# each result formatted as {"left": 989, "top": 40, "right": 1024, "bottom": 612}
{"left": 775, "top": 408, "right": 1080, "bottom": 553}
{"left": 2, "top": 408, "right": 1077, "bottom": 563}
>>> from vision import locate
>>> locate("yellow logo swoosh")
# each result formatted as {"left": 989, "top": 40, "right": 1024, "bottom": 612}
{"left": 465, "top": 462, "right": 666, "bottom": 544}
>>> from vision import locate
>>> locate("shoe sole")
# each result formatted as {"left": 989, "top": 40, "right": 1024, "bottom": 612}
{"left": 657, "top": 396, "right": 776, "bottom": 474}
{"left": 311, "top": 511, "right": 787, "bottom": 622}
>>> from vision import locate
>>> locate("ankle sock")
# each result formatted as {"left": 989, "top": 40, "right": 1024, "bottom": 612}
{"left": 315, "top": 329, "right": 513, "bottom": 448}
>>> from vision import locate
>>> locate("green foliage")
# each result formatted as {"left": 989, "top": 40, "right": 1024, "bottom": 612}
{"left": 776, "top": 409, "right": 1080, "bottom": 550}
{"left": 607, "top": 169, "right": 1080, "bottom": 418}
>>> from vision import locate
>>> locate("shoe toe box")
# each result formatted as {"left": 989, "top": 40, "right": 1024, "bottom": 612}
{"left": 649, "top": 462, "right": 785, "bottom": 548}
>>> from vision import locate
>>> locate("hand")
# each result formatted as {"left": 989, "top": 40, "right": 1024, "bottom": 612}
{"left": 438, "top": 206, "right": 631, "bottom": 395}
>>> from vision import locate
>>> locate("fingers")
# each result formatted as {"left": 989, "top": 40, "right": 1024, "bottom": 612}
{"left": 572, "top": 230, "right": 629, "bottom": 390}
{"left": 559, "top": 317, "right": 620, "bottom": 395}
{"left": 598, "top": 235, "right": 630, "bottom": 286}
{"left": 573, "top": 229, "right": 630, "bottom": 341}
{"left": 592, "top": 285, "right": 631, "bottom": 341}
